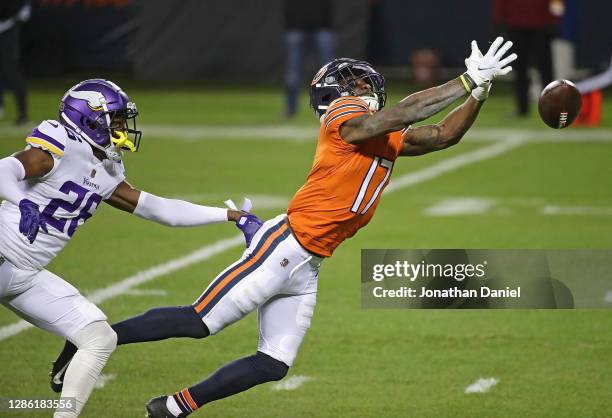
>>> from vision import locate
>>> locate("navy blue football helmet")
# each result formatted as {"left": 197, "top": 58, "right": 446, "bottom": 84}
{"left": 310, "top": 58, "right": 387, "bottom": 120}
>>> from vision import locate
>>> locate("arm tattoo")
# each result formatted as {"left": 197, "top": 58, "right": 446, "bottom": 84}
{"left": 412, "top": 125, "right": 444, "bottom": 147}
{"left": 397, "top": 78, "right": 467, "bottom": 124}
{"left": 401, "top": 96, "right": 483, "bottom": 156}
{"left": 341, "top": 78, "right": 469, "bottom": 144}
{"left": 401, "top": 125, "right": 447, "bottom": 156}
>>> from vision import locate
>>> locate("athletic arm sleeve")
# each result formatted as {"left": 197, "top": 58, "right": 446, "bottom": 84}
{"left": 0, "top": 157, "right": 26, "bottom": 206}
{"left": 133, "top": 191, "right": 229, "bottom": 227}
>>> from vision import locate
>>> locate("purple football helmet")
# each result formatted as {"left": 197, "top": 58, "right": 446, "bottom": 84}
{"left": 59, "top": 79, "right": 141, "bottom": 155}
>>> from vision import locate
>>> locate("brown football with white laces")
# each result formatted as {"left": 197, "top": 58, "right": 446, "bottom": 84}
{"left": 538, "top": 80, "right": 582, "bottom": 129}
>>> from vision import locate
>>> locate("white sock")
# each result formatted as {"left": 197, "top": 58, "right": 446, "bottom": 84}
{"left": 166, "top": 396, "right": 183, "bottom": 417}
{"left": 54, "top": 321, "right": 117, "bottom": 418}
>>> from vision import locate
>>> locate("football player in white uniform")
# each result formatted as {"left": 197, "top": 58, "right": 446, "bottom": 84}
{"left": 0, "top": 79, "right": 262, "bottom": 418}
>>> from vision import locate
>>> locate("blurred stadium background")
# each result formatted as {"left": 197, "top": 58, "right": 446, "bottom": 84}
{"left": 1, "top": 1, "right": 611, "bottom": 417}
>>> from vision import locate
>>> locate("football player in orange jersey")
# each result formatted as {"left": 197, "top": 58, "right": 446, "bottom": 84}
{"left": 51, "top": 38, "right": 516, "bottom": 418}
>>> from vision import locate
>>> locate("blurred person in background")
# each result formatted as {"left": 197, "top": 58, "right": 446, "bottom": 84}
{"left": 283, "top": 0, "right": 335, "bottom": 118}
{"left": 494, "top": 0, "right": 562, "bottom": 117}
{"left": 0, "top": 0, "right": 30, "bottom": 125}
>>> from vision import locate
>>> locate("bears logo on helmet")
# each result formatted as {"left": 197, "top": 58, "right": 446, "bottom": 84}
{"left": 311, "top": 63, "right": 330, "bottom": 86}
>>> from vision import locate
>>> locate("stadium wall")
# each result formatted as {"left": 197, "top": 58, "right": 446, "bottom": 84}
{"left": 22, "top": 0, "right": 612, "bottom": 80}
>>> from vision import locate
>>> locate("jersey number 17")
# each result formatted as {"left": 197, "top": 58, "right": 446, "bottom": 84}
{"left": 350, "top": 156, "right": 393, "bottom": 215}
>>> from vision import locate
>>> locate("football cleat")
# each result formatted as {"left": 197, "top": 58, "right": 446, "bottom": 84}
{"left": 145, "top": 396, "right": 187, "bottom": 418}
{"left": 49, "top": 343, "right": 78, "bottom": 393}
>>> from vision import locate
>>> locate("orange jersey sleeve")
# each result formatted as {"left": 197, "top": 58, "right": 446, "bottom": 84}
{"left": 287, "top": 97, "right": 405, "bottom": 257}
{"left": 322, "top": 97, "right": 370, "bottom": 136}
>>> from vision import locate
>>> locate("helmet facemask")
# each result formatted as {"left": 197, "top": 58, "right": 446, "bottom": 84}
{"left": 107, "top": 102, "right": 141, "bottom": 152}
{"left": 334, "top": 63, "right": 387, "bottom": 111}
{"left": 310, "top": 59, "right": 387, "bottom": 120}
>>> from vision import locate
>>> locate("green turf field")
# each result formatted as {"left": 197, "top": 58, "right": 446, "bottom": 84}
{"left": 0, "top": 83, "right": 611, "bottom": 417}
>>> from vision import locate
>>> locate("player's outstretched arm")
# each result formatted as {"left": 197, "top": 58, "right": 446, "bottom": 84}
{"left": 106, "top": 181, "right": 243, "bottom": 224}
{"left": 341, "top": 78, "right": 469, "bottom": 144}
{"left": 342, "top": 37, "right": 516, "bottom": 144}
{"left": 400, "top": 93, "right": 484, "bottom": 156}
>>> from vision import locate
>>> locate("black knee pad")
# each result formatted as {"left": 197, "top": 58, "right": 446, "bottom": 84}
{"left": 252, "top": 351, "right": 289, "bottom": 382}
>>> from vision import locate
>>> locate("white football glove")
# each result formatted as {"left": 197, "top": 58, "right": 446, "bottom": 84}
{"left": 472, "top": 81, "right": 492, "bottom": 102}
{"left": 464, "top": 37, "right": 517, "bottom": 88}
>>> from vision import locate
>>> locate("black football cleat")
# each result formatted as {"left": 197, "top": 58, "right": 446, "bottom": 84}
{"left": 146, "top": 396, "right": 188, "bottom": 418}
{"left": 49, "top": 342, "right": 78, "bottom": 393}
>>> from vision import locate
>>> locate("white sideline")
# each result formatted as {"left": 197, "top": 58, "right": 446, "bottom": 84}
{"left": 136, "top": 125, "right": 612, "bottom": 143}
{"left": 0, "top": 124, "right": 610, "bottom": 142}
{"left": 0, "top": 136, "right": 526, "bottom": 342}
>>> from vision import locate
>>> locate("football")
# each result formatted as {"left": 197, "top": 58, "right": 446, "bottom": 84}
{"left": 538, "top": 79, "right": 582, "bottom": 129}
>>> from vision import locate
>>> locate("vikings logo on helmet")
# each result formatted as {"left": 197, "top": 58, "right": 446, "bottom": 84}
{"left": 59, "top": 79, "right": 142, "bottom": 162}
{"left": 67, "top": 90, "right": 106, "bottom": 111}
{"left": 309, "top": 58, "right": 387, "bottom": 120}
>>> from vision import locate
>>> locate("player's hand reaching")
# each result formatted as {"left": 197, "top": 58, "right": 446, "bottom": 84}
{"left": 236, "top": 213, "right": 263, "bottom": 247}
{"left": 464, "top": 37, "right": 517, "bottom": 88}
{"left": 18, "top": 199, "right": 48, "bottom": 244}
{"left": 225, "top": 198, "right": 263, "bottom": 247}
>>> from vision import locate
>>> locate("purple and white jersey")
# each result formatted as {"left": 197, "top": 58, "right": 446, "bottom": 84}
{"left": 0, "top": 120, "right": 125, "bottom": 270}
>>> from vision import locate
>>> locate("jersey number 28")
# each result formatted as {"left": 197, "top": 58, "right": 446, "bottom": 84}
{"left": 42, "top": 181, "right": 102, "bottom": 237}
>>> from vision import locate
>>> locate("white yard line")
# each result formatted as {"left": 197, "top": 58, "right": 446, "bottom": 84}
{"left": 464, "top": 377, "right": 500, "bottom": 394}
{"left": 424, "top": 197, "right": 497, "bottom": 216}
{"left": 385, "top": 135, "right": 526, "bottom": 194}
{"left": 271, "top": 375, "right": 313, "bottom": 391}
{"left": 0, "top": 132, "right": 526, "bottom": 342}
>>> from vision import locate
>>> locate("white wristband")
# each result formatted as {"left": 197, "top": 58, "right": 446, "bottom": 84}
{"left": 134, "top": 192, "right": 228, "bottom": 227}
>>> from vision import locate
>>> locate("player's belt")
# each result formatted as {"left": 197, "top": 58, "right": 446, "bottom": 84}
{"left": 284, "top": 218, "right": 326, "bottom": 259}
